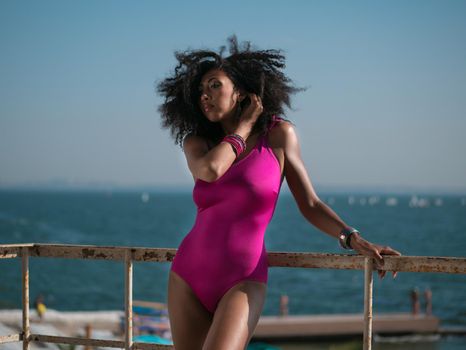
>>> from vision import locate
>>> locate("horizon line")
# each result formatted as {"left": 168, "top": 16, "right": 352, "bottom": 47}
{"left": 1, "top": 183, "right": 465, "bottom": 195}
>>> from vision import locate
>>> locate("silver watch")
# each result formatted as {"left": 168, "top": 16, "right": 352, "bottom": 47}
{"left": 339, "top": 227, "right": 359, "bottom": 250}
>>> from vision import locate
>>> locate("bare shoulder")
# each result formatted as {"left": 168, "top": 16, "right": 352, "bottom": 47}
{"left": 267, "top": 119, "right": 297, "bottom": 148}
{"left": 182, "top": 133, "right": 209, "bottom": 155}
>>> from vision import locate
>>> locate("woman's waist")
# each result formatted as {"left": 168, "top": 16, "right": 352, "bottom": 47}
{"left": 179, "top": 228, "right": 267, "bottom": 252}
{"left": 186, "top": 223, "right": 269, "bottom": 244}
{"left": 174, "top": 235, "right": 267, "bottom": 268}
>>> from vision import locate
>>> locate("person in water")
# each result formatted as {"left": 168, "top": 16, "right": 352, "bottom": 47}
{"left": 157, "top": 35, "right": 401, "bottom": 350}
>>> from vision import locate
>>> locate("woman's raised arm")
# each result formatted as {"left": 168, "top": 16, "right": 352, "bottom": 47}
{"left": 182, "top": 120, "right": 253, "bottom": 183}
{"left": 183, "top": 93, "right": 264, "bottom": 183}
{"left": 183, "top": 134, "right": 236, "bottom": 183}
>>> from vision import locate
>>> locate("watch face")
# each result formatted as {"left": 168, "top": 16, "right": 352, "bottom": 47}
{"left": 339, "top": 234, "right": 347, "bottom": 249}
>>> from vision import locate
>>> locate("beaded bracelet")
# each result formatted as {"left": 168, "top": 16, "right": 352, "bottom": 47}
{"left": 221, "top": 133, "right": 246, "bottom": 157}
{"left": 222, "top": 136, "right": 244, "bottom": 156}
{"left": 229, "top": 134, "right": 246, "bottom": 150}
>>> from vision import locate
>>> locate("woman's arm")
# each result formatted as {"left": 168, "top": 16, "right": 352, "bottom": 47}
{"left": 274, "top": 121, "right": 401, "bottom": 279}
{"left": 183, "top": 93, "right": 263, "bottom": 183}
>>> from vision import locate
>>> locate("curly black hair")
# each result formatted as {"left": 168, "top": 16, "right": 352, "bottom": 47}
{"left": 156, "top": 35, "right": 305, "bottom": 149}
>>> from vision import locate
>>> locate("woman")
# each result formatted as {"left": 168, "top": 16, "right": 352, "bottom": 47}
{"left": 157, "top": 35, "right": 401, "bottom": 350}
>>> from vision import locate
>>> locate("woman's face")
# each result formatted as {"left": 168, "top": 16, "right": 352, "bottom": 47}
{"left": 198, "top": 68, "right": 243, "bottom": 122}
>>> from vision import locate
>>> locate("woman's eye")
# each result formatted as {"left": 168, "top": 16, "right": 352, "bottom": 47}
{"left": 199, "top": 81, "right": 220, "bottom": 92}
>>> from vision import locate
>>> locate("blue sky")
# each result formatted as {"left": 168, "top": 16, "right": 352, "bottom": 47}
{"left": 1, "top": 0, "right": 465, "bottom": 193}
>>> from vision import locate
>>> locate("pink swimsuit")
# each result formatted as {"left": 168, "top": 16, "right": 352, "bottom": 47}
{"left": 170, "top": 116, "right": 284, "bottom": 314}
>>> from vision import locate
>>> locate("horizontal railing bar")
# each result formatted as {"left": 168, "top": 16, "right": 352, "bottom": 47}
{"left": 0, "top": 334, "right": 21, "bottom": 343}
{"left": 0, "top": 243, "right": 34, "bottom": 259}
{"left": 1, "top": 243, "right": 465, "bottom": 274}
{"left": 29, "top": 334, "right": 173, "bottom": 349}
{"left": 0, "top": 243, "right": 176, "bottom": 262}
{"left": 267, "top": 252, "right": 466, "bottom": 274}
{"left": 1, "top": 243, "right": 35, "bottom": 248}
{"left": 0, "top": 247, "right": 20, "bottom": 259}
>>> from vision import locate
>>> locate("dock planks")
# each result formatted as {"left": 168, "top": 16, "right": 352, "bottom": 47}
{"left": 253, "top": 313, "right": 439, "bottom": 340}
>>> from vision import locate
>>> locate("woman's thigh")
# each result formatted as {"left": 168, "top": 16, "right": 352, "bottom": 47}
{"left": 167, "top": 270, "right": 213, "bottom": 350}
{"left": 202, "top": 280, "right": 267, "bottom": 350}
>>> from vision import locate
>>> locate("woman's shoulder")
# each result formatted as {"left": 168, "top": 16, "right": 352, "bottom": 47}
{"left": 183, "top": 132, "right": 210, "bottom": 153}
{"left": 268, "top": 115, "right": 293, "bottom": 128}
{"left": 267, "top": 116, "right": 296, "bottom": 148}
{"left": 268, "top": 116, "right": 295, "bottom": 135}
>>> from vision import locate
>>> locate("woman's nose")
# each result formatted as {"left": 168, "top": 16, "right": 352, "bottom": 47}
{"left": 200, "top": 92, "right": 209, "bottom": 101}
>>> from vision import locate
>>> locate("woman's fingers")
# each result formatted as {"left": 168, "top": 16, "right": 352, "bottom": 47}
{"left": 372, "top": 247, "right": 385, "bottom": 267}
{"left": 240, "top": 93, "right": 264, "bottom": 123}
{"left": 380, "top": 246, "right": 402, "bottom": 256}
{"left": 373, "top": 248, "right": 385, "bottom": 279}
{"left": 378, "top": 270, "right": 398, "bottom": 280}
{"left": 379, "top": 246, "right": 400, "bottom": 279}
{"left": 354, "top": 240, "right": 401, "bottom": 281}
{"left": 372, "top": 245, "right": 401, "bottom": 280}
{"left": 247, "top": 93, "right": 263, "bottom": 112}
{"left": 250, "top": 92, "right": 260, "bottom": 103}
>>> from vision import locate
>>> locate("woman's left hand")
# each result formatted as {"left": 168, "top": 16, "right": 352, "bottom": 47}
{"left": 350, "top": 233, "right": 402, "bottom": 280}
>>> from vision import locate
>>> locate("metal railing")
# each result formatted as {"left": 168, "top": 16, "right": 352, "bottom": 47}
{"left": 1, "top": 243, "right": 466, "bottom": 350}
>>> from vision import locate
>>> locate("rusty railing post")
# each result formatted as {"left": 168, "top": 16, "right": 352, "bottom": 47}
{"left": 363, "top": 257, "right": 373, "bottom": 350}
{"left": 124, "top": 249, "right": 133, "bottom": 350}
{"left": 21, "top": 247, "right": 30, "bottom": 350}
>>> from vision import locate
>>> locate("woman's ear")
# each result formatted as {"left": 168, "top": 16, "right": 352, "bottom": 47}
{"left": 238, "top": 91, "right": 247, "bottom": 103}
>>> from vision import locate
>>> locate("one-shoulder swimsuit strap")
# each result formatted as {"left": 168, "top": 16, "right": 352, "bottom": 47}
{"left": 269, "top": 114, "right": 284, "bottom": 130}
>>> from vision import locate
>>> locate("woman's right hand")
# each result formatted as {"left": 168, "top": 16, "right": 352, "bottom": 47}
{"left": 239, "top": 93, "right": 263, "bottom": 126}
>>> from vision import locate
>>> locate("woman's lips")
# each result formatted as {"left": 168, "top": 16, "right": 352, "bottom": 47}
{"left": 201, "top": 103, "right": 214, "bottom": 111}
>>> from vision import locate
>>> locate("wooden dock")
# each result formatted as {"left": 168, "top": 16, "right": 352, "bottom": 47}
{"left": 253, "top": 313, "right": 439, "bottom": 341}
{"left": 1, "top": 309, "right": 439, "bottom": 341}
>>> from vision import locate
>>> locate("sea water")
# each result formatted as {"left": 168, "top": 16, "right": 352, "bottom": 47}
{"left": 1, "top": 190, "right": 465, "bottom": 349}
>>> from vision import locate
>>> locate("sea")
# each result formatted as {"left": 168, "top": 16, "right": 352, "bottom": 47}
{"left": 1, "top": 189, "right": 465, "bottom": 350}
